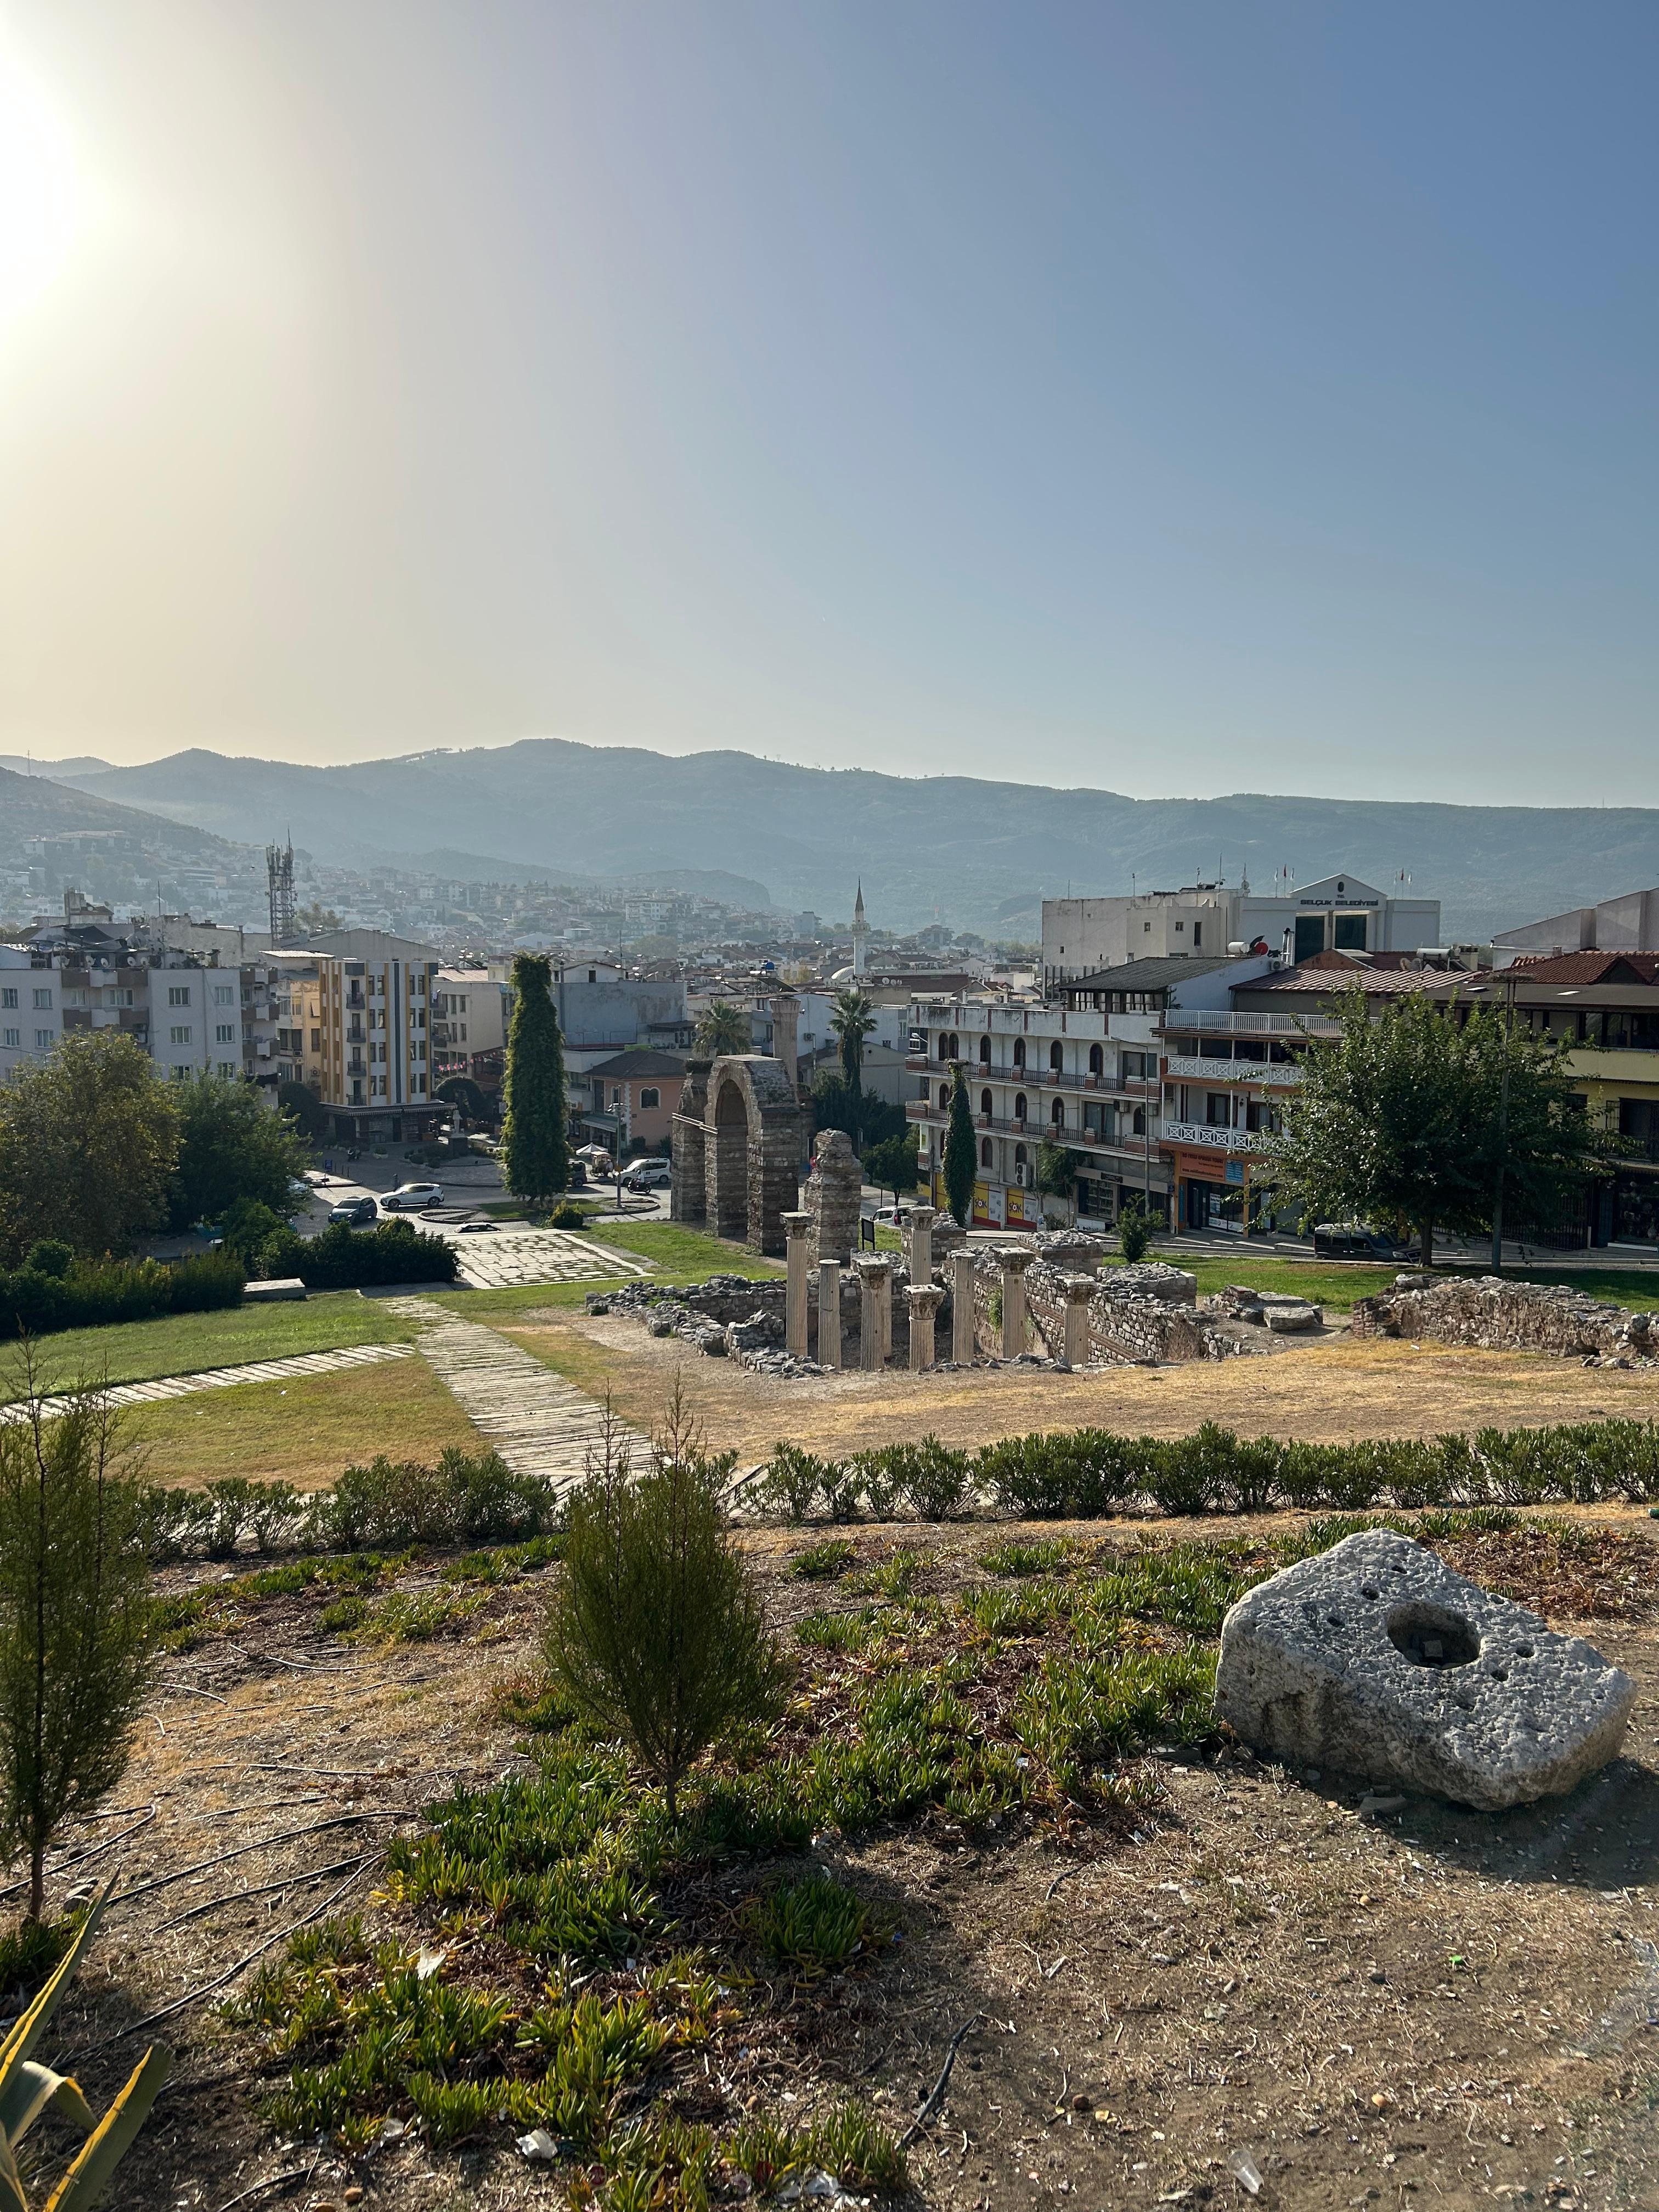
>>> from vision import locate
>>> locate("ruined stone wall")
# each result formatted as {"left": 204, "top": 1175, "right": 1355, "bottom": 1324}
{"left": 805, "top": 1130, "right": 861, "bottom": 1268}
{"left": 1350, "top": 1276, "right": 1656, "bottom": 1364}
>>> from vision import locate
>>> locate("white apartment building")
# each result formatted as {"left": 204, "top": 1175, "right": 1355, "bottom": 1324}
{"left": 0, "top": 946, "right": 61, "bottom": 1085}
{"left": 1042, "top": 874, "right": 1440, "bottom": 991}
{"left": 269, "top": 929, "right": 440, "bottom": 1141}
{"left": 433, "top": 968, "right": 507, "bottom": 1088}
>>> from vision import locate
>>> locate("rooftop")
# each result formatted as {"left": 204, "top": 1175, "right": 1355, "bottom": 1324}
{"left": 582, "top": 1046, "right": 689, "bottom": 1080}
{"left": 1065, "top": 953, "right": 1251, "bottom": 993}
{"left": 1503, "top": 951, "right": 1659, "bottom": 989}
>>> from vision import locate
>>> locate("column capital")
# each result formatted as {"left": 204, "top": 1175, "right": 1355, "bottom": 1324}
{"left": 906, "top": 1206, "right": 938, "bottom": 1230}
{"left": 1062, "top": 1273, "right": 1097, "bottom": 1304}
{"left": 782, "top": 1210, "right": 812, "bottom": 1237}
{"left": 906, "top": 1283, "right": 945, "bottom": 1314}
{"left": 855, "top": 1254, "right": 893, "bottom": 1282}
{"left": 1000, "top": 1245, "right": 1035, "bottom": 1276}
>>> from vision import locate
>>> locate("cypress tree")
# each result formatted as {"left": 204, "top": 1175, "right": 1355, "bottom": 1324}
{"left": 501, "top": 953, "right": 569, "bottom": 1207}
{"left": 943, "top": 1063, "right": 977, "bottom": 1227}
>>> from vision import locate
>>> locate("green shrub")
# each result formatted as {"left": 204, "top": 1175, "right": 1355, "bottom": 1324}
{"left": 749, "top": 1872, "right": 885, "bottom": 1976}
{"left": 551, "top": 1201, "right": 587, "bottom": 1229}
{"left": 979, "top": 1537, "right": 1076, "bottom": 1577}
{"left": 285, "top": 1219, "right": 459, "bottom": 1290}
{"left": 755, "top": 1443, "right": 829, "bottom": 1522}
{"left": 790, "top": 1539, "right": 856, "bottom": 1581}
{"left": 878, "top": 1435, "right": 970, "bottom": 1520}
{"left": 0, "top": 1245, "right": 244, "bottom": 1338}
{"left": 1118, "top": 1200, "right": 1153, "bottom": 1263}
{"left": 310, "top": 1448, "right": 550, "bottom": 1551}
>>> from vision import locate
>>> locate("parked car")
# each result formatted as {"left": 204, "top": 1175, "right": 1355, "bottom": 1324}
{"left": 621, "top": 1159, "right": 672, "bottom": 1191}
{"left": 1312, "top": 1222, "right": 1411, "bottom": 1261}
{"left": 455, "top": 1219, "right": 498, "bottom": 1234}
{"left": 381, "top": 1181, "right": 444, "bottom": 1211}
{"left": 327, "top": 1196, "right": 380, "bottom": 1227}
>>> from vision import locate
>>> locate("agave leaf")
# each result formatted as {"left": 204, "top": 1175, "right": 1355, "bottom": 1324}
{"left": 0, "top": 2060, "right": 97, "bottom": 2147}
{"left": 0, "top": 1878, "right": 117, "bottom": 2085}
{"left": 42, "top": 2044, "right": 172, "bottom": 2212}
{"left": 0, "top": 2126, "right": 28, "bottom": 2212}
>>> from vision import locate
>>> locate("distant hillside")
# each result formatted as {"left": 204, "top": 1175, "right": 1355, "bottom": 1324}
{"left": 60, "top": 741, "right": 1659, "bottom": 941}
{"left": 0, "top": 764, "right": 236, "bottom": 867}
{"left": 0, "top": 754, "right": 114, "bottom": 780}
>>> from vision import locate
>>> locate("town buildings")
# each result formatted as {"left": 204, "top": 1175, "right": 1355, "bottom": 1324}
{"left": 432, "top": 968, "right": 507, "bottom": 1093}
{"left": 269, "top": 928, "right": 441, "bottom": 1143}
{"left": 575, "top": 1047, "right": 687, "bottom": 1155}
{"left": 1042, "top": 874, "right": 1441, "bottom": 993}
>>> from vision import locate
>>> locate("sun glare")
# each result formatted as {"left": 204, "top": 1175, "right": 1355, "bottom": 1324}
{"left": 0, "top": 35, "right": 86, "bottom": 332}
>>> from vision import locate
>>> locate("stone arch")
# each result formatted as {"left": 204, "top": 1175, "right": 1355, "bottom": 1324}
{"left": 671, "top": 1054, "right": 804, "bottom": 1256}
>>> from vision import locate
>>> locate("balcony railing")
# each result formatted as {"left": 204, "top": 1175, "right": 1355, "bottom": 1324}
{"left": 1161, "top": 1120, "right": 1266, "bottom": 1155}
{"left": 1165, "top": 1054, "right": 1303, "bottom": 1086}
{"left": 1163, "top": 1010, "right": 1342, "bottom": 1039}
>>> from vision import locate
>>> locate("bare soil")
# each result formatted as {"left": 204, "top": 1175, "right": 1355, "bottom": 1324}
{"left": 504, "top": 1312, "right": 1659, "bottom": 1459}
{"left": 24, "top": 1512, "right": 1659, "bottom": 2212}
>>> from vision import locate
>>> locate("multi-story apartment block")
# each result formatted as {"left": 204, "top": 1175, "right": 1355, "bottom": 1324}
{"left": 432, "top": 968, "right": 508, "bottom": 1092}
{"left": 269, "top": 930, "right": 440, "bottom": 1143}
{"left": 905, "top": 954, "right": 1277, "bottom": 1230}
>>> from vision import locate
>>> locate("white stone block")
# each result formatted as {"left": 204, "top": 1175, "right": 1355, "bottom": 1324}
{"left": 1214, "top": 1530, "right": 1635, "bottom": 1810}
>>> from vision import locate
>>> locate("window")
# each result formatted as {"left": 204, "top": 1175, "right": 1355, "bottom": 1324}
{"left": 1014, "top": 1092, "right": 1028, "bottom": 1121}
{"left": 1333, "top": 913, "right": 1368, "bottom": 952}
{"left": 978, "top": 1035, "right": 991, "bottom": 1064}
{"left": 1051, "top": 1098, "right": 1065, "bottom": 1127}
{"left": 1206, "top": 1092, "right": 1233, "bottom": 1128}
{"left": 1088, "top": 1043, "right": 1103, "bottom": 1076}
{"left": 1175, "top": 920, "right": 1184, "bottom": 934}
{"left": 32, "top": 987, "right": 52, "bottom": 1010}
{"left": 1193, "top": 922, "right": 1203, "bottom": 949}
{"left": 2, "top": 1029, "right": 18, "bottom": 1048}
{"left": 213, "top": 984, "right": 234, "bottom": 1005}
{"left": 1048, "top": 1040, "right": 1063, "bottom": 1071}
{"left": 980, "top": 1137, "right": 992, "bottom": 1167}
{"left": 171, "top": 1065, "right": 189, "bottom": 1081}
{"left": 311, "top": 1028, "right": 321, "bottom": 1051}
{"left": 1143, "top": 920, "right": 1152, "bottom": 934}
{"left": 1013, "top": 1037, "right": 1025, "bottom": 1068}
{"left": 0, "top": 988, "right": 15, "bottom": 1009}
{"left": 980, "top": 1088, "right": 992, "bottom": 1118}
{"left": 938, "top": 1083, "right": 950, "bottom": 1109}
{"left": 640, "top": 1087, "right": 660, "bottom": 1109}
{"left": 169, "top": 1024, "right": 193, "bottom": 1045}
{"left": 167, "top": 985, "right": 190, "bottom": 1007}
{"left": 216, "top": 1024, "right": 236, "bottom": 1044}
{"left": 218, "top": 1061, "right": 238, "bottom": 1077}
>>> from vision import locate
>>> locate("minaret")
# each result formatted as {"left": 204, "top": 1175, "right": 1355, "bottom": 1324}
{"left": 852, "top": 881, "right": 869, "bottom": 979}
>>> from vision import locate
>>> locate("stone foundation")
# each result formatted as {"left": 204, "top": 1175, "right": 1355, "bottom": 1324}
{"left": 1349, "top": 1275, "right": 1657, "bottom": 1365}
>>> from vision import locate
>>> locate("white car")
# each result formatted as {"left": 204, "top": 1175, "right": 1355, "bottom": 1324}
{"left": 381, "top": 1181, "right": 444, "bottom": 1211}
{"left": 622, "top": 1159, "right": 672, "bottom": 1191}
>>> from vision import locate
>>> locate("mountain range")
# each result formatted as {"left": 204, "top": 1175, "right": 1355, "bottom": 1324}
{"left": 12, "top": 740, "right": 1658, "bottom": 941}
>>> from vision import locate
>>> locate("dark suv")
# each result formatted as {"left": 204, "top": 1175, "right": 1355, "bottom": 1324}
{"left": 1312, "top": 1222, "right": 1410, "bottom": 1261}
{"left": 327, "top": 1197, "right": 380, "bottom": 1227}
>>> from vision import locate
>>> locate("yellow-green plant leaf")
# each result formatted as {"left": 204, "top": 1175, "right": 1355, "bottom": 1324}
{"left": 0, "top": 1879, "right": 116, "bottom": 2086}
{"left": 0, "top": 2124, "right": 29, "bottom": 2212}
{"left": 0, "top": 2060, "right": 96, "bottom": 2147}
{"left": 43, "top": 2044, "right": 172, "bottom": 2212}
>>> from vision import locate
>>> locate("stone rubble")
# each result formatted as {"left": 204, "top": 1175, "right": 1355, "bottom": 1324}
{"left": 1350, "top": 1273, "right": 1656, "bottom": 1364}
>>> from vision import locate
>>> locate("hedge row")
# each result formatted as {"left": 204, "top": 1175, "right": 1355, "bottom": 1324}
{"left": 257, "top": 1218, "right": 459, "bottom": 1289}
{"left": 138, "top": 1448, "right": 553, "bottom": 1560}
{"left": 754, "top": 1418, "right": 1659, "bottom": 1523}
{"left": 1, "top": 1243, "right": 245, "bottom": 1339}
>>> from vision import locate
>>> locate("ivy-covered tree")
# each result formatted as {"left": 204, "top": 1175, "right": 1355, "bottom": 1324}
{"left": 1262, "top": 984, "right": 1602, "bottom": 1267}
{"left": 942, "top": 1064, "right": 977, "bottom": 1227}
{"left": 500, "top": 953, "right": 569, "bottom": 1207}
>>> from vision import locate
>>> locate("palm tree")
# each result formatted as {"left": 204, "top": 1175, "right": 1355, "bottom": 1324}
{"left": 830, "top": 989, "right": 878, "bottom": 1149}
{"left": 695, "top": 1001, "right": 753, "bottom": 1058}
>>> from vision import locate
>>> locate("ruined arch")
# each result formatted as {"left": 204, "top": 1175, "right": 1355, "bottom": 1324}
{"left": 669, "top": 1054, "right": 804, "bottom": 1256}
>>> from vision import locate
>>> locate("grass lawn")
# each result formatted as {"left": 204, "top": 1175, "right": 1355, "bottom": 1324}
{"left": 121, "top": 1357, "right": 481, "bottom": 1489}
{"left": 575, "top": 1220, "right": 785, "bottom": 1278}
{"left": 1111, "top": 1250, "right": 1402, "bottom": 1311}
{"left": 2, "top": 1291, "right": 414, "bottom": 1401}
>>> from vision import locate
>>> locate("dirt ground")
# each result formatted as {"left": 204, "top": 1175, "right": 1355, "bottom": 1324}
{"left": 26, "top": 1510, "right": 1659, "bottom": 2212}
{"left": 503, "top": 1311, "right": 1659, "bottom": 1459}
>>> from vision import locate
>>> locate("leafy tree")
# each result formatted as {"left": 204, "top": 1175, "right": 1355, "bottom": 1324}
{"left": 279, "top": 1079, "right": 329, "bottom": 1144}
{"left": 543, "top": 1387, "right": 786, "bottom": 1821}
{"left": 695, "top": 1001, "right": 753, "bottom": 1058}
{"left": 219, "top": 1197, "right": 285, "bottom": 1265}
{"left": 1035, "top": 1139, "right": 1077, "bottom": 1207}
{"left": 810, "top": 1071, "right": 905, "bottom": 1152}
{"left": 863, "top": 1128, "right": 919, "bottom": 1203}
{"left": 500, "top": 953, "right": 569, "bottom": 1206}
{"left": 168, "top": 1070, "right": 309, "bottom": 1230}
{"left": 830, "top": 988, "right": 876, "bottom": 1091}
{"left": 0, "top": 1032, "right": 180, "bottom": 1266}
{"left": 942, "top": 1064, "right": 977, "bottom": 1227}
{"left": 1262, "top": 984, "right": 1602, "bottom": 1268}
{"left": 0, "top": 1351, "right": 155, "bottom": 1920}
{"left": 1117, "top": 1197, "right": 1153, "bottom": 1263}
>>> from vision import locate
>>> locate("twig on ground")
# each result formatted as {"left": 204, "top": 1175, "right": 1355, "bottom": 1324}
{"left": 1044, "top": 1864, "right": 1083, "bottom": 1903}
{"left": 83, "top": 1854, "right": 383, "bottom": 2052}
{"left": 900, "top": 2013, "right": 984, "bottom": 2148}
{"left": 0, "top": 1806, "right": 160, "bottom": 1903}
{"left": 161, "top": 1681, "right": 230, "bottom": 1705}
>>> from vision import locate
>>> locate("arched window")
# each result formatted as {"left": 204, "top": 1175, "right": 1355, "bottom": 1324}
{"left": 1014, "top": 1143, "right": 1027, "bottom": 1169}
{"left": 939, "top": 1082, "right": 950, "bottom": 1109}
{"left": 937, "top": 1033, "right": 950, "bottom": 1062}
{"left": 640, "top": 1087, "right": 660, "bottom": 1110}
{"left": 979, "top": 1136, "right": 992, "bottom": 1168}
{"left": 1014, "top": 1092, "right": 1028, "bottom": 1122}
{"left": 1049, "top": 1040, "right": 1063, "bottom": 1072}
{"left": 1088, "top": 1043, "right": 1103, "bottom": 1076}
{"left": 978, "top": 1035, "right": 991, "bottom": 1065}
{"left": 979, "top": 1088, "right": 992, "bottom": 1119}
{"left": 1013, "top": 1037, "right": 1026, "bottom": 1068}
{"left": 1051, "top": 1098, "right": 1065, "bottom": 1127}
{"left": 1132, "top": 1105, "right": 1146, "bottom": 1136}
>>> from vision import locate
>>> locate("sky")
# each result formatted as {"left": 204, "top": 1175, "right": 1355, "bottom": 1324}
{"left": 0, "top": 1, "right": 1654, "bottom": 802}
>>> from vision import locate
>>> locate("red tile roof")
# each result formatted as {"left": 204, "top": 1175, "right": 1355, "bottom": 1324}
{"left": 1505, "top": 952, "right": 1659, "bottom": 987}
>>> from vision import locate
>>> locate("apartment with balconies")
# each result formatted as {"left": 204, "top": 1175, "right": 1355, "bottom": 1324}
{"left": 269, "top": 928, "right": 440, "bottom": 1142}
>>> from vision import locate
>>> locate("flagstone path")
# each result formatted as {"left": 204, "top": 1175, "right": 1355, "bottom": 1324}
{"left": 0, "top": 1341, "right": 416, "bottom": 1426}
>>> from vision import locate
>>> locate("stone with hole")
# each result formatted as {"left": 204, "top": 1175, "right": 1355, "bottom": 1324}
{"left": 1214, "top": 1529, "right": 1635, "bottom": 1810}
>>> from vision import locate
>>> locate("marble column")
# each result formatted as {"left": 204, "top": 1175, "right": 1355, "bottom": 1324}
{"left": 857, "top": 1256, "right": 891, "bottom": 1371}
{"left": 783, "top": 1210, "right": 811, "bottom": 1358}
{"left": 1062, "top": 1275, "right": 1094, "bottom": 1368}
{"left": 907, "top": 1283, "right": 945, "bottom": 1370}
{"left": 906, "top": 1205, "right": 938, "bottom": 1290}
{"left": 817, "top": 1260, "right": 842, "bottom": 1372}
{"left": 1001, "top": 1247, "right": 1034, "bottom": 1361}
{"left": 952, "top": 1250, "right": 978, "bottom": 1366}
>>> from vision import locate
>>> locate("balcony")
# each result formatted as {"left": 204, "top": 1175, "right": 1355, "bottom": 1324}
{"left": 1165, "top": 1054, "right": 1303, "bottom": 1086}
{"left": 1161, "top": 1120, "right": 1265, "bottom": 1155}
{"left": 1163, "top": 1010, "right": 1341, "bottom": 1039}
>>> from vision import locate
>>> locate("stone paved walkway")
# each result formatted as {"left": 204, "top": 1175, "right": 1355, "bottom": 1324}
{"left": 386, "top": 1297, "right": 648, "bottom": 1491}
{"left": 0, "top": 1341, "right": 416, "bottom": 1425}
{"left": 436, "top": 1226, "right": 652, "bottom": 1290}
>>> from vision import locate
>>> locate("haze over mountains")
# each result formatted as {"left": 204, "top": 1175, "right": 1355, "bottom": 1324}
{"left": 14, "top": 740, "right": 1659, "bottom": 943}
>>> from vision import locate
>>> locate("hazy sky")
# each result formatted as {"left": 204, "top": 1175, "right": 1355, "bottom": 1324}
{"left": 1, "top": 2, "right": 1654, "bottom": 801}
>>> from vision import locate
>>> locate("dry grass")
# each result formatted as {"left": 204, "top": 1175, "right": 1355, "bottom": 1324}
{"left": 122, "top": 1358, "right": 484, "bottom": 1489}
{"left": 501, "top": 1312, "right": 1659, "bottom": 1459}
